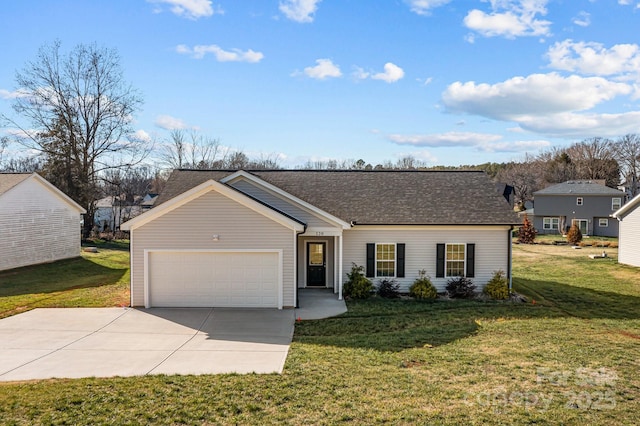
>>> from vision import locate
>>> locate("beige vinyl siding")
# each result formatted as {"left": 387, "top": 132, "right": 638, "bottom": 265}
{"left": 130, "top": 190, "right": 296, "bottom": 307}
{"left": 229, "top": 178, "right": 336, "bottom": 228}
{"left": 0, "top": 178, "right": 82, "bottom": 271}
{"left": 618, "top": 209, "right": 640, "bottom": 267}
{"left": 342, "top": 226, "right": 511, "bottom": 292}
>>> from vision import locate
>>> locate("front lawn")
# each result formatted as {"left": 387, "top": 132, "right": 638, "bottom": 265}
{"left": 0, "top": 244, "right": 639, "bottom": 424}
{"left": 0, "top": 246, "right": 129, "bottom": 319}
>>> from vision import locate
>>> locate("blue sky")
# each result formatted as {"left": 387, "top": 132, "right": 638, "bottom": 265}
{"left": 2, "top": 0, "right": 640, "bottom": 168}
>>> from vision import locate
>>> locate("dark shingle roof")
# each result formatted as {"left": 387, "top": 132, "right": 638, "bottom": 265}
{"left": 534, "top": 181, "right": 624, "bottom": 196}
{"left": 0, "top": 173, "right": 31, "bottom": 196}
{"left": 156, "top": 169, "right": 520, "bottom": 226}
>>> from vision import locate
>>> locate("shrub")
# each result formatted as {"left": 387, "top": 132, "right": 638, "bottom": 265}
{"left": 483, "top": 270, "right": 510, "bottom": 300}
{"left": 518, "top": 214, "right": 537, "bottom": 244}
{"left": 566, "top": 223, "right": 583, "bottom": 245}
{"left": 446, "top": 276, "right": 476, "bottom": 299}
{"left": 343, "top": 263, "right": 374, "bottom": 299}
{"left": 377, "top": 278, "right": 400, "bottom": 299}
{"left": 409, "top": 270, "right": 438, "bottom": 300}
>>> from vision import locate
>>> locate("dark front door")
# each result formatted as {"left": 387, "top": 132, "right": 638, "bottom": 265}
{"left": 307, "top": 242, "right": 326, "bottom": 287}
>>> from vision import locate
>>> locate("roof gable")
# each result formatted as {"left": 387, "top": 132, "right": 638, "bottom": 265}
{"left": 121, "top": 178, "right": 305, "bottom": 231}
{"left": 222, "top": 171, "right": 350, "bottom": 229}
{"left": 0, "top": 173, "right": 86, "bottom": 213}
{"left": 155, "top": 169, "right": 519, "bottom": 226}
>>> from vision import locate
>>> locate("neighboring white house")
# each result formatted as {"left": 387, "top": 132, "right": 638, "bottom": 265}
{"left": 0, "top": 173, "right": 86, "bottom": 271}
{"left": 612, "top": 193, "right": 640, "bottom": 268}
{"left": 122, "top": 170, "right": 519, "bottom": 309}
{"left": 94, "top": 196, "right": 143, "bottom": 232}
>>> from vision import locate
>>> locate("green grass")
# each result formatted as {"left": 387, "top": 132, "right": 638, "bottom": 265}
{"left": 1, "top": 243, "right": 639, "bottom": 424}
{"left": 0, "top": 248, "right": 129, "bottom": 319}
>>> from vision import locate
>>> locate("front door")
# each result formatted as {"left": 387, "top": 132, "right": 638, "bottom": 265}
{"left": 307, "top": 242, "right": 326, "bottom": 287}
{"left": 573, "top": 219, "right": 589, "bottom": 235}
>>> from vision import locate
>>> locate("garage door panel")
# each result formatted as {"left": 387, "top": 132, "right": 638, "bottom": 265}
{"left": 148, "top": 251, "right": 280, "bottom": 308}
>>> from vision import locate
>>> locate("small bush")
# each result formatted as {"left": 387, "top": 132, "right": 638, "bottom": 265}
{"left": 483, "top": 270, "right": 510, "bottom": 300}
{"left": 343, "top": 263, "right": 374, "bottom": 299}
{"left": 377, "top": 278, "right": 400, "bottom": 299}
{"left": 446, "top": 276, "right": 476, "bottom": 299}
{"left": 518, "top": 214, "right": 537, "bottom": 244}
{"left": 409, "top": 270, "right": 438, "bottom": 300}
{"left": 566, "top": 223, "right": 583, "bottom": 245}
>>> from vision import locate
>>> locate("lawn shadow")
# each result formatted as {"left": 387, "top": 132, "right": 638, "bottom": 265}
{"left": 294, "top": 277, "right": 640, "bottom": 352}
{"left": 514, "top": 277, "right": 640, "bottom": 320}
{"left": 0, "top": 256, "right": 128, "bottom": 298}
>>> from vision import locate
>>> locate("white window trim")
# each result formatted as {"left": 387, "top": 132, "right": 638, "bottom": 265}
{"left": 612, "top": 197, "right": 621, "bottom": 211}
{"left": 599, "top": 218, "right": 609, "bottom": 227}
{"left": 375, "top": 243, "right": 396, "bottom": 278}
{"left": 576, "top": 197, "right": 583, "bottom": 206}
{"left": 543, "top": 217, "right": 559, "bottom": 230}
{"left": 445, "top": 243, "right": 466, "bottom": 278}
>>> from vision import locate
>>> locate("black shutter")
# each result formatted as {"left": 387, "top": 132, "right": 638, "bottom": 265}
{"left": 366, "top": 243, "right": 375, "bottom": 277}
{"left": 436, "top": 243, "right": 445, "bottom": 278}
{"left": 396, "top": 243, "right": 405, "bottom": 278}
{"left": 466, "top": 243, "right": 475, "bottom": 278}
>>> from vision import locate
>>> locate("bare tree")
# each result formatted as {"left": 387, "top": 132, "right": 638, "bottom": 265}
{"left": 495, "top": 156, "right": 545, "bottom": 209}
{"left": 1, "top": 41, "right": 146, "bottom": 235}
{"left": 613, "top": 134, "right": 640, "bottom": 197}
{"left": 565, "top": 137, "right": 619, "bottom": 187}
{"left": 161, "top": 129, "right": 226, "bottom": 169}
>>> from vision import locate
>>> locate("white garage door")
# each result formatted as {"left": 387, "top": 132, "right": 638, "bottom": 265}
{"left": 147, "top": 251, "right": 280, "bottom": 308}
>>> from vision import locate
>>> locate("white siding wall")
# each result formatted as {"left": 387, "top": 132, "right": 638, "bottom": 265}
{"left": 0, "top": 178, "right": 82, "bottom": 271}
{"left": 230, "top": 179, "right": 335, "bottom": 228}
{"left": 131, "top": 190, "right": 296, "bottom": 307}
{"left": 618, "top": 209, "right": 640, "bottom": 267}
{"left": 342, "top": 226, "right": 512, "bottom": 292}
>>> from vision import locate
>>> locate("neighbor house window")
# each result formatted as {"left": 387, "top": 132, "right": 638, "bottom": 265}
{"left": 376, "top": 243, "right": 396, "bottom": 277}
{"left": 612, "top": 198, "right": 622, "bottom": 210}
{"left": 543, "top": 217, "right": 559, "bottom": 230}
{"left": 446, "top": 243, "right": 466, "bottom": 277}
{"left": 599, "top": 218, "right": 609, "bottom": 227}
{"left": 576, "top": 197, "right": 583, "bottom": 206}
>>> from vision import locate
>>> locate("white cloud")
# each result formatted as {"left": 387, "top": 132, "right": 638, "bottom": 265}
{"left": 354, "top": 63, "right": 405, "bottom": 83}
{"left": 572, "top": 11, "right": 591, "bottom": 27}
{"left": 442, "top": 73, "right": 631, "bottom": 120}
{"left": 546, "top": 40, "right": 640, "bottom": 77}
{"left": 0, "top": 88, "right": 30, "bottom": 100}
{"left": 176, "top": 44, "right": 264, "bottom": 62}
{"left": 404, "top": 0, "right": 452, "bottom": 16}
{"left": 155, "top": 115, "right": 190, "bottom": 130}
{"left": 387, "top": 131, "right": 502, "bottom": 147}
{"left": 517, "top": 111, "right": 640, "bottom": 138}
{"left": 299, "top": 59, "right": 342, "bottom": 80}
{"left": 386, "top": 131, "right": 549, "bottom": 153}
{"left": 371, "top": 63, "right": 405, "bottom": 83}
{"left": 147, "top": 0, "right": 219, "bottom": 20}
{"left": 463, "top": 0, "right": 551, "bottom": 39}
{"left": 131, "top": 129, "right": 152, "bottom": 143}
{"left": 279, "top": 0, "right": 321, "bottom": 23}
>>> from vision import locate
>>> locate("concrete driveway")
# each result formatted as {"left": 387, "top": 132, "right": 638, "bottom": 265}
{"left": 0, "top": 307, "right": 294, "bottom": 382}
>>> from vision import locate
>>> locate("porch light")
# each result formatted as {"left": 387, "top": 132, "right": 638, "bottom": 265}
{"left": 212, "top": 234, "right": 220, "bottom": 241}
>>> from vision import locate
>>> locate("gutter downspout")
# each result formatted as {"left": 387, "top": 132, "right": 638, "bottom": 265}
{"left": 294, "top": 224, "right": 308, "bottom": 309}
{"left": 508, "top": 226, "right": 514, "bottom": 291}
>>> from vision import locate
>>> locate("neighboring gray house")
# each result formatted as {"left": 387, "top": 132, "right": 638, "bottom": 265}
{"left": 612, "top": 193, "right": 640, "bottom": 267}
{"left": 122, "top": 170, "right": 519, "bottom": 309}
{"left": 0, "top": 173, "right": 85, "bottom": 271}
{"left": 531, "top": 180, "right": 625, "bottom": 237}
